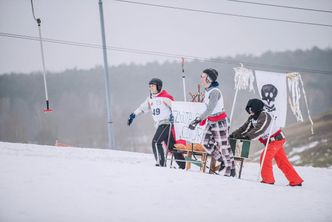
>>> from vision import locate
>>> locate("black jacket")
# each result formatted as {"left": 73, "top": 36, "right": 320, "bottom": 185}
{"left": 231, "top": 111, "right": 272, "bottom": 140}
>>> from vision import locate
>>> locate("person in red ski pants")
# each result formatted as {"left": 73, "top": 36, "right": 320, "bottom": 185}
{"left": 258, "top": 139, "right": 303, "bottom": 186}
{"left": 230, "top": 98, "right": 303, "bottom": 186}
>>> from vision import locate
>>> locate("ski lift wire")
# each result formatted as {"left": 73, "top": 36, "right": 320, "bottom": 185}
{"left": 1, "top": 32, "right": 332, "bottom": 76}
{"left": 227, "top": 0, "right": 332, "bottom": 14}
{"left": 113, "top": 0, "right": 332, "bottom": 28}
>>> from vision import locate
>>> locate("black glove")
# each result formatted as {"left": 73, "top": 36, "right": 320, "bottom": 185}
{"left": 127, "top": 113, "right": 136, "bottom": 126}
{"left": 188, "top": 117, "right": 201, "bottom": 130}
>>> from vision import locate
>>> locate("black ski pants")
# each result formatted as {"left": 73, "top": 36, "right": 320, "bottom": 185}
{"left": 152, "top": 124, "right": 185, "bottom": 169}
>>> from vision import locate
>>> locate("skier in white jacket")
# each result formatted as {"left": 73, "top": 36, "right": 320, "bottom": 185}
{"left": 127, "top": 78, "right": 185, "bottom": 169}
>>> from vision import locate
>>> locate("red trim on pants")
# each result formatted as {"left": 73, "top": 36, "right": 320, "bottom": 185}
{"left": 260, "top": 139, "right": 303, "bottom": 185}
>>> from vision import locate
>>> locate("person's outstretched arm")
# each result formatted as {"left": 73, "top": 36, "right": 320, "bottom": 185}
{"left": 128, "top": 97, "right": 150, "bottom": 126}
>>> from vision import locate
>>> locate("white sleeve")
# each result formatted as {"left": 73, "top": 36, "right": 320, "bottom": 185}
{"left": 134, "top": 97, "right": 150, "bottom": 116}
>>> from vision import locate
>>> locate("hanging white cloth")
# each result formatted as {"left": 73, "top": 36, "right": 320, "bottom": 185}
{"left": 229, "top": 64, "right": 255, "bottom": 125}
{"left": 287, "top": 72, "right": 314, "bottom": 134}
{"left": 287, "top": 72, "right": 303, "bottom": 122}
{"left": 233, "top": 64, "right": 255, "bottom": 92}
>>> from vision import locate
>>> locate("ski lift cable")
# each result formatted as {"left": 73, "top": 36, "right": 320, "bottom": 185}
{"left": 112, "top": 0, "right": 332, "bottom": 28}
{"left": 226, "top": 0, "right": 332, "bottom": 14}
{"left": 1, "top": 32, "right": 332, "bottom": 76}
{"left": 30, "top": 0, "right": 53, "bottom": 112}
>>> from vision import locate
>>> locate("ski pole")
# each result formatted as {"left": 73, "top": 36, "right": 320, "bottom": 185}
{"left": 257, "top": 115, "right": 277, "bottom": 181}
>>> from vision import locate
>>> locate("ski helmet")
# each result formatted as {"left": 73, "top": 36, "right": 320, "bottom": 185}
{"left": 203, "top": 68, "right": 218, "bottom": 82}
{"left": 149, "top": 78, "right": 163, "bottom": 92}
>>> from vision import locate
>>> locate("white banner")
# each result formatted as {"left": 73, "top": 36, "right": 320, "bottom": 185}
{"left": 172, "top": 101, "right": 207, "bottom": 144}
{"left": 255, "top": 71, "right": 287, "bottom": 127}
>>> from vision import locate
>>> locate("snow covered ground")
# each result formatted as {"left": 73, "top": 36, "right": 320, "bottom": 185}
{"left": 0, "top": 142, "right": 331, "bottom": 222}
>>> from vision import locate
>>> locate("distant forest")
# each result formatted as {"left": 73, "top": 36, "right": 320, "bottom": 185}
{"left": 1, "top": 47, "right": 332, "bottom": 152}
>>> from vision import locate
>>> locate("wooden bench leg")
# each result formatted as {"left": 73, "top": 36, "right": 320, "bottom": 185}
{"left": 186, "top": 151, "right": 192, "bottom": 170}
{"left": 238, "top": 158, "right": 244, "bottom": 179}
{"left": 201, "top": 153, "right": 207, "bottom": 173}
{"left": 209, "top": 157, "right": 216, "bottom": 174}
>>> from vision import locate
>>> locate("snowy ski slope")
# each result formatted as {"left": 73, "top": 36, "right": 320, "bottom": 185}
{"left": 0, "top": 142, "right": 331, "bottom": 222}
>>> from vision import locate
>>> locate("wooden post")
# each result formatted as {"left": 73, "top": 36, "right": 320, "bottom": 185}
{"left": 201, "top": 153, "right": 207, "bottom": 173}
{"left": 186, "top": 151, "right": 192, "bottom": 170}
{"left": 209, "top": 157, "right": 216, "bottom": 174}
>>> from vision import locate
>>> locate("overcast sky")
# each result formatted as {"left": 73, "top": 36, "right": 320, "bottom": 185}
{"left": 0, "top": 0, "right": 331, "bottom": 74}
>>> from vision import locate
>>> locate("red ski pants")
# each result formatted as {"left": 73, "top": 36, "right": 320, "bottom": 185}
{"left": 260, "top": 139, "right": 303, "bottom": 185}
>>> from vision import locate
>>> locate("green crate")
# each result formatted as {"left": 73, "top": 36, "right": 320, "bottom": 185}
{"left": 229, "top": 138, "right": 251, "bottom": 158}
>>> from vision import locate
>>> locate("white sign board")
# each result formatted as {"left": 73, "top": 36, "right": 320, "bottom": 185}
{"left": 172, "top": 101, "right": 207, "bottom": 144}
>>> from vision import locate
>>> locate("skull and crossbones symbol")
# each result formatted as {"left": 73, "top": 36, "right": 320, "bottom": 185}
{"left": 261, "top": 84, "right": 278, "bottom": 112}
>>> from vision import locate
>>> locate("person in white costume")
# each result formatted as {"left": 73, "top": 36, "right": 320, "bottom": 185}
{"left": 189, "top": 69, "right": 236, "bottom": 177}
{"left": 128, "top": 78, "right": 185, "bottom": 168}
